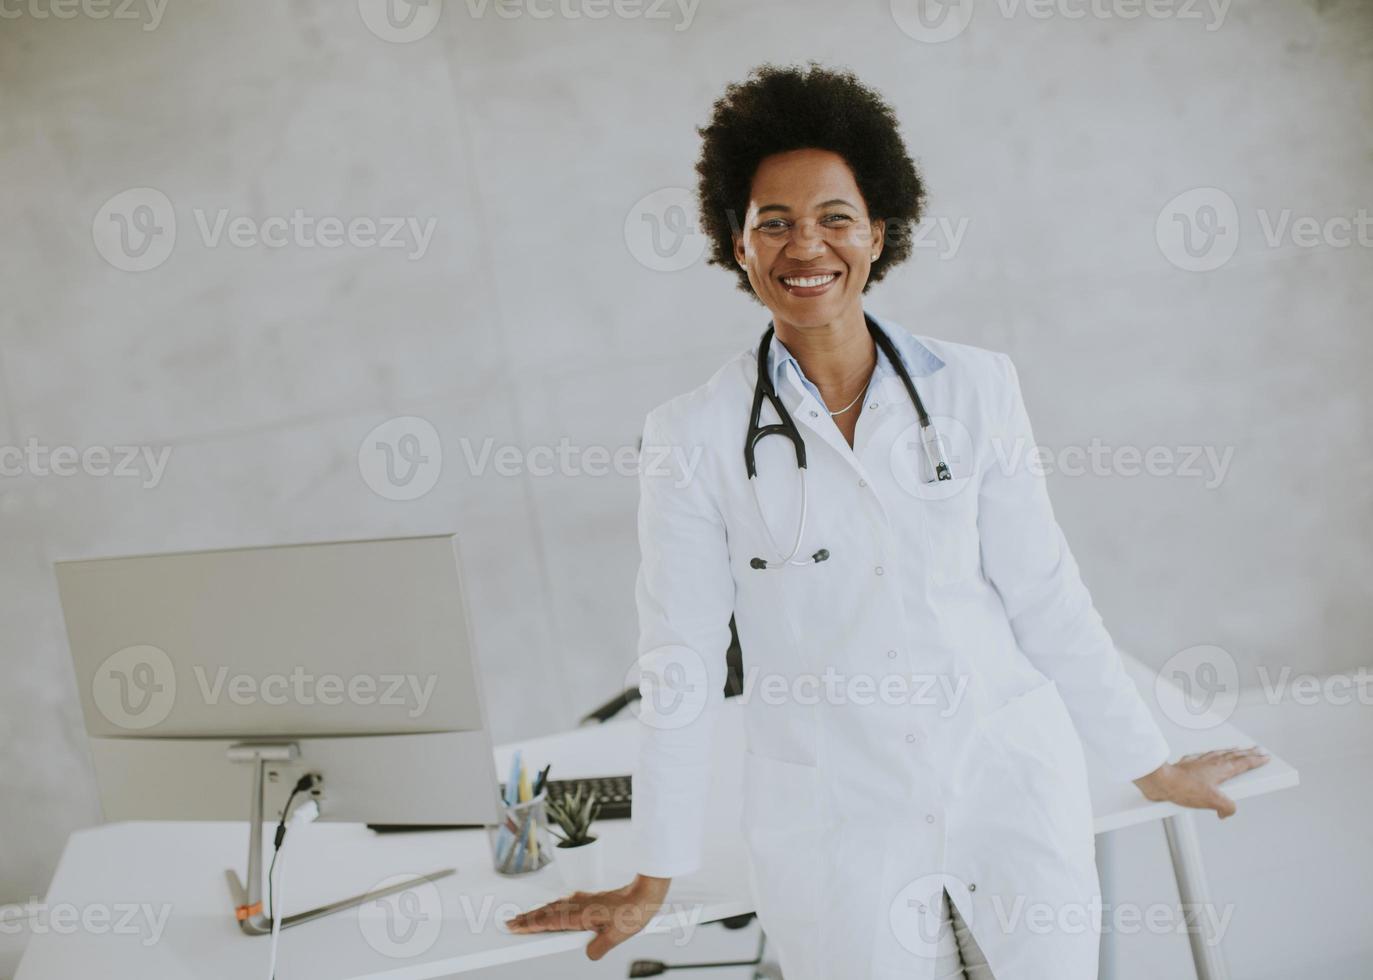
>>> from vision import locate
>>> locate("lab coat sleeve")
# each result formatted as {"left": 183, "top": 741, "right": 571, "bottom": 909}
{"left": 629, "top": 407, "right": 734, "bottom": 879}
{"left": 977, "top": 353, "right": 1171, "bottom": 783}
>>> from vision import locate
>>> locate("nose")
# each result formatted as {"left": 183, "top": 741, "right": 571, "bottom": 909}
{"left": 783, "top": 218, "right": 826, "bottom": 259}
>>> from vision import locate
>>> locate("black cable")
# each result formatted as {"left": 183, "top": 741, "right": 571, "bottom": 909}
{"left": 268, "top": 774, "right": 318, "bottom": 919}
{"left": 267, "top": 847, "right": 280, "bottom": 924}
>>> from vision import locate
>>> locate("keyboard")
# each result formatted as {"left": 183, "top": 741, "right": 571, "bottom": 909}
{"left": 366, "top": 774, "right": 632, "bottom": 834}
{"left": 510, "top": 774, "right": 632, "bottom": 821}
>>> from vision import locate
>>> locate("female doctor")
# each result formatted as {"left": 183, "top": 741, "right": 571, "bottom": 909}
{"left": 507, "top": 63, "right": 1269, "bottom": 979}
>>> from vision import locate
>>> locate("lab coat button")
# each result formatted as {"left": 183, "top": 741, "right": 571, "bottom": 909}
{"left": 969, "top": 883, "right": 977, "bottom": 892}
{"left": 905, "top": 733, "right": 917, "bottom": 743}
{"left": 875, "top": 565, "right": 885, "bottom": 576}
{"left": 925, "top": 814, "right": 936, "bottom": 824}
{"left": 869, "top": 401, "right": 879, "bottom": 410}
{"left": 858, "top": 479, "right": 867, "bottom": 488}
{"left": 809, "top": 410, "right": 818, "bottom": 418}
{"left": 887, "top": 649, "right": 897, "bottom": 659}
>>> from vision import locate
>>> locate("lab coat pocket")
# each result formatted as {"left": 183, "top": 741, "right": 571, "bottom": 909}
{"left": 740, "top": 750, "right": 824, "bottom": 926}
{"left": 973, "top": 679, "right": 1096, "bottom": 861}
{"left": 920, "top": 476, "right": 981, "bottom": 586}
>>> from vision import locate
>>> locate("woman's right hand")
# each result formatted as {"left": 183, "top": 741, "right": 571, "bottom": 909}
{"left": 503, "top": 874, "right": 671, "bottom": 960}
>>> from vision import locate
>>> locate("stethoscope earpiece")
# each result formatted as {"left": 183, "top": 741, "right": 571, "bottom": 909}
{"left": 748, "top": 548, "right": 830, "bottom": 571}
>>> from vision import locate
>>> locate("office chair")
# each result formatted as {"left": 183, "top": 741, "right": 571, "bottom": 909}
{"left": 579, "top": 615, "right": 746, "bottom": 725}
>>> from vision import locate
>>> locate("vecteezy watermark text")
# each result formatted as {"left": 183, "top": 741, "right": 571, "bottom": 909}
{"left": 736, "top": 666, "right": 970, "bottom": 712}
{"left": 1157, "top": 188, "right": 1373, "bottom": 272}
{"left": 358, "top": 0, "right": 700, "bottom": 43}
{"left": 890, "top": 0, "right": 1230, "bottom": 44}
{"left": 192, "top": 666, "right": 438, "bottom": 719}
{"left": 91, "top": 643, "right": 443, "bottom": 730}
{"left": 0, "top": 439, "right": 171, "bottom": 489}
{"left": 992, "top": 436, "right": 1234, "bottom": 489}
{"left": 457, "top": 437, "right": 704, "bottom": 488}
{"left": 93, "top": 188, "right": 438, "bottom": 272}
{"left": 0, "top": 899, "right": 172, "bottom": 947}
{"left": 0, "top": 0, "right": 168, "bottom": 29}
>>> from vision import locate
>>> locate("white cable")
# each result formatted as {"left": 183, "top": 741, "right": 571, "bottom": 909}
{"left": 266, "top": 799, "right": 320, "bottom": 980}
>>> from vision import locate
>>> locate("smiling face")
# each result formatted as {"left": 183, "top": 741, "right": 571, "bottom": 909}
{"left": 733, "top": 147, "right": 884, "bottom": 333}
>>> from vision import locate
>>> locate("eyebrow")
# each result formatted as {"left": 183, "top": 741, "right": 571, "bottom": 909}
{"left": 756, "top": 198, "right": 858, "bottom": 216}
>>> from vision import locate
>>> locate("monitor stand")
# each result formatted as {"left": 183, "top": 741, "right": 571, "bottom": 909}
{"left": 221, "top": 743, "right": 455, "bottom": 935}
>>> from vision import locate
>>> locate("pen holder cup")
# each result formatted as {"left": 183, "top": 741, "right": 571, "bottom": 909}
{"left": 489, "top": 791, "right": 554, "bottom": 876}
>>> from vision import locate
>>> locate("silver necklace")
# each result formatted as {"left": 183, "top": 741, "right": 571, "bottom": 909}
{"left": 827, "top": 381, "right": 868, "bottom": 417}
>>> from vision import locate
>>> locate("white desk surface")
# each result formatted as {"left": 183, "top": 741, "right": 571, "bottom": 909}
{"left": 15, "top": 655, "right": 1297, "bottom": 980}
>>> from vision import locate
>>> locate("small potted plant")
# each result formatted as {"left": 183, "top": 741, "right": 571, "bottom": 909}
{"left": 545, "top": 786, "right": 604, "bottom": 891}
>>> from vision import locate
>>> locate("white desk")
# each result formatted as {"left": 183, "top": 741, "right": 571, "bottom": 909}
{"left": 15, "top": 655, "right": 1296, "bottom": 980}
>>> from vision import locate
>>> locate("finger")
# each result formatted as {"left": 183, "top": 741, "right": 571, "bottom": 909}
{"left": 1211, "top": 751, "right": 1268, "bottom": 782}
{"left": 1209, "top": 788, "right": 1236, "bottom": 819}
{"left": 586, "top": 927, "right": 620, "bottom": 961}
{"left": 506, "top": 896, "right": 584, "bottom": 933}
{"left": 505, "top": 899, "right": 561, "bottom": 930}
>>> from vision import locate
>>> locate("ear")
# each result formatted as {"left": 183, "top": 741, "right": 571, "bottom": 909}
{"left": 733, "top": 233, "right": 746, "bottom": 268}
{"left": 870, "top": 218, "right": 886, "bottom": 261}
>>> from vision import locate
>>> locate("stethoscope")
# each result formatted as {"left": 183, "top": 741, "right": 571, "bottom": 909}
{"left": 745, "top": 313, "right": 951, "bottom": 570}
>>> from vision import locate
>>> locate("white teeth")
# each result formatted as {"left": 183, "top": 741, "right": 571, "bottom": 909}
{"left": 782, "top": 273, "right": 838, "bottom": 288}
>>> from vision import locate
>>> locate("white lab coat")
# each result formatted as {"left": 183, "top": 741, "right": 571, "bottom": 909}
{"left": 630, "top": 310, "right": 1170, "bottom": 980}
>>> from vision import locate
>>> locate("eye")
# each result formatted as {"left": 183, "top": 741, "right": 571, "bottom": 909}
{"left": 756, "top": 219, "right": 789, "bottom": 232}
{"left": 823, "top": 213, "right": 854, "bottom": 224}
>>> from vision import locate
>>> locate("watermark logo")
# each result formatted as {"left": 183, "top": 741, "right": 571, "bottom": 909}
{"left": 358, "top": 874, "right": 444, "bottom": 958}
{"left": 624, "top": 187, "right": 708, "bottom": 273}
{"left": 891, "top": 414, "right": 976, "bottom": 500}
{"left": 92, "top": 188, "right": 176, "bottom": 272}
{"left": 890, "top": 0, "right": 975, "bottom": 43}
{"left": 1159, "top": 189, "right": 1373, "bottom": 271}
{"left": 1156, "top": 644, "right": 1239, "bottom": 729}
{"left": 1156, "top": 187, "right": 1241, "bottom": 272}
{"left": 358, "top": 416, "right": 443, "bottom": 501}
{"left": 357, "top": 0, "right": 442, "bottom": 42}
{"left": 93, "top": 188, "right": 438, "bottom": 271}
{"left": 93, "top": 644, "right": 176, "bottom": 730}
{"left": 889, "top": 873, "right": 975, "bottom": 956}
{"left": 626, "top": 645, "right": 709, "bottom": 731}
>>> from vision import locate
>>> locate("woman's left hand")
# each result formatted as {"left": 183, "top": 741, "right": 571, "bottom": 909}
{"left": 1132, "top": 747, "right": 1271, "bottom": 819}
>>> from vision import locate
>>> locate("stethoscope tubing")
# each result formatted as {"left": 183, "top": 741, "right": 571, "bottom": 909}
{"left": 745, "top": 314, "right": 950, "bottom": 569}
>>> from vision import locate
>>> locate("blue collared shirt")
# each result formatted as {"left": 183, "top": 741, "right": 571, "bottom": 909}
{"left": 765, "top": 313, "right": 944, "bottom": 406}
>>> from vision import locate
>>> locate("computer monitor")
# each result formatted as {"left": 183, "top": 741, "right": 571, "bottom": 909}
{"left": 55, "top": 533, "right": 504, "bottom": 933}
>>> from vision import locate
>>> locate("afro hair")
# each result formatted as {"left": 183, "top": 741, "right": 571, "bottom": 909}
{"left": 694, "top": 61, "right": 927, "bottom": 299}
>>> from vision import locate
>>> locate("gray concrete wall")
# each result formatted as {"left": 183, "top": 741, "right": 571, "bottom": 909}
{"left": 1, "top": 0, "right": 1369, "bottom": 966}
